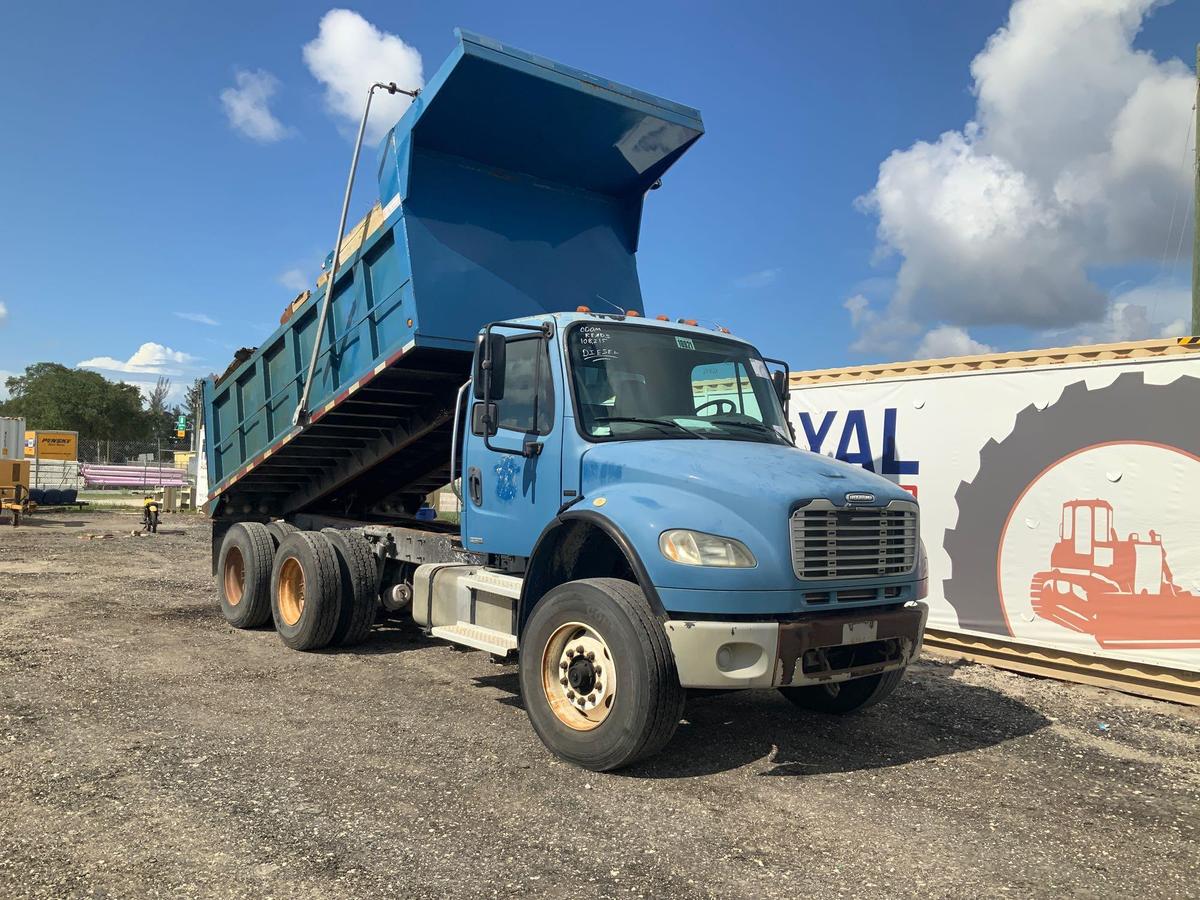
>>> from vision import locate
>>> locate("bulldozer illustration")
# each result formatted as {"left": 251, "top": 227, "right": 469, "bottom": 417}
{"left": 1029, "top": 499, "right": 1200, "bottom": 649}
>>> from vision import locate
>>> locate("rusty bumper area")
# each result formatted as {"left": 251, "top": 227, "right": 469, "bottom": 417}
{"left": 776, "top": 602, "right": 928, "bottom": 687}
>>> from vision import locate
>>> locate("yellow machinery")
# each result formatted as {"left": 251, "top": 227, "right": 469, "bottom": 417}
{"left": 0, "top": 459, "right": 33, "bottom": 526}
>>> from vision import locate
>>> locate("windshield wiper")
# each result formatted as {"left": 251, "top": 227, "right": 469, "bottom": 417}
{"left": 592, "top": 416, "right": 708, "bottom": 438}
{"left": 708, "top": 419, "right": 789, "bottom": 442}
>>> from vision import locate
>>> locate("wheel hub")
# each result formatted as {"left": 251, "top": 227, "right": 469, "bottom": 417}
{"left": 277, "top": 556, "right": 306, "bottom": 626}
{"left": 541, "top": 623, "right": 616, "bottom": 731}
{"left": 567, "top": 656, "right": 596, "bottom": 695}
{"left": 224, "top": 546, "right": 245, "bottom": 606}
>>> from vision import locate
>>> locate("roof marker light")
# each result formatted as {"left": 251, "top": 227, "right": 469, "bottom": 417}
{"left": 656, "top": 315, "right": 669, "bottom": 321}
{"left": 576, "top": 305, "right": 591, "bottom": 313}
{"left": 627, "top": 310, "right": 641, "bottom": 317}
{"left": 678, "top": 318, "right": 698, "bottom": 327}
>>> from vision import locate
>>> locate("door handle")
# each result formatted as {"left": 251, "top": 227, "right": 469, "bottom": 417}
{"left": 468, "top": 467, "right": 483, "bottom": 507}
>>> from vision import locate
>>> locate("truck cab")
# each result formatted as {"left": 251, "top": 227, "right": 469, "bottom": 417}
{"left": 429, "top": 310, "right": 929, "bottom": 768}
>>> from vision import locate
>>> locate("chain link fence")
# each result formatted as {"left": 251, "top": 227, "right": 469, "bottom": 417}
{"left": 29, "top": 436, "right": 198, "bottom": 492}
{"left": 75, "top": 437, "right": 192, "bottom": 466}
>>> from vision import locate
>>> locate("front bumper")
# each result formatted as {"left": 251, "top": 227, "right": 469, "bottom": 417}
{"left": 664, "top": 601, "right": 929, "bottom": 690}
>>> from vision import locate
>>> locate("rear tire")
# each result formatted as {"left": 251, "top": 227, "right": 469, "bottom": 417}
{"left": 217, "top": 522, "right": 274, "bottom": 628}
{"left": 271, "top": 531, "right": 342, "bottom": 651}
{"left": 519, "top": 578, "right": 684, "bottom": 772}
{"left": 266, "top": 520, "right": 298, "bottom": 548}
{"left": 779, "top": 667, "right": 905, "bottom": 715}
{"left": 321, "top": 528, "right": 379, "bottom": 646}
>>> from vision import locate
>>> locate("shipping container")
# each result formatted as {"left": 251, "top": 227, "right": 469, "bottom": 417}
{"left": 0, "top": 417, "right": 23, "bottom": 460}
{"left": 789, "top": 336, "right": 1200, "bottom": 704}
{"left": 24, "top": 430, "right": 78, "bottom": 461}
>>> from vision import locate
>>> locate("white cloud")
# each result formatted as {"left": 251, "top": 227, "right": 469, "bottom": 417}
{"left": 841, "top": 293, "right": 920, "bottom": 356}
{"left": 78, "top": 342, "right": 199, "bottom": 376}
{"left": 855, "top": 0, "right": 1194, "bottom": 352}
{"left": 0, "top": 300, "right": 8, "bottom": 325}
{"left": 175, "top": 311, "right": 219, "bottom": 326}
{"left": 915, "top": 325, "right": 996, "bottom": 359}
{"left": 221, "top": 69, "right": 292, "bottom": 142}
{"left": 302, "top": 9, "right": 424, "bottom": 142}
{"left": 0, "top": 370, "right": 14, "bottom": 401}
{"left": 278, "top": 268, "right": 310, "bottom": 293}
{"left": 734, "top": 268, "right": 782, "bottom": 289}
{"left": 1044, "top": 282, "right": 1191, "bottom": 345}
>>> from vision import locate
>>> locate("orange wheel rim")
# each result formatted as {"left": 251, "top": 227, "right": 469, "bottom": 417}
{"left": 278, "top": 556, "right": 305, "bottom": 626}
{"left": 223, "top": 546, "right": 245, "bottom": 606}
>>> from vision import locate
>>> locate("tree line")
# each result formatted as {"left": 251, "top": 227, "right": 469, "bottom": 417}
{"left": 0, "top": 363, "right": 204, "bottom": 442}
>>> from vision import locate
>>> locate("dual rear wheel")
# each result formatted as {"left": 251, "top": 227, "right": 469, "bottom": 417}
{"left": 216, "top": 522, "right": 378, "bottom": 650}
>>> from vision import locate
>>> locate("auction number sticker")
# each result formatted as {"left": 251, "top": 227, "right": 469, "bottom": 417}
{"left": 675, "top": 336, "right": 696, "bottom": 351}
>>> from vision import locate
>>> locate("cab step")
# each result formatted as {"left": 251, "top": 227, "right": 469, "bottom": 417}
{"left": 430, "top": 622, "right": 519, "bottom": 656}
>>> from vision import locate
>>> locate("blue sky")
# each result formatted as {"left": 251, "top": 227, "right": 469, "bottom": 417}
{"left": 1, "top": 0, "right": 1197, "bottom": 401}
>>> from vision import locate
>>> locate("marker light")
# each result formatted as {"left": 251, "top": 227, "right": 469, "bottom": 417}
{"left": 577, "top": 306, "right": 591, "bottom": 313}
{"left": 659, "top": 530, "right": 757, "bottom": 568}
{"left": 678, "top": 318, "right": 698, "bottom": 327}
{"left": 656, "top": 315, "right": 669, "bottom": 321}
{"left": 627, "top": 310, "right": 641, "bottom": 317}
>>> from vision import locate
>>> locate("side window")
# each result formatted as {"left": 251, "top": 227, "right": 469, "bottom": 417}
{"left": 497, "top": 337, "right": 553, "bottom": 434}
{"left": 691, "top": 361, "right": 763, "bottom": 420}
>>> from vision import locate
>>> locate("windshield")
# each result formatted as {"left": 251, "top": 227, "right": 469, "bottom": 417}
{"left": 566, "top": 322, "right": 791, "bottom": 444}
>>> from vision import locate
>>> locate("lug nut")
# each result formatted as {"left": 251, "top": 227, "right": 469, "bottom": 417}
{"left": 595, "top": 682, "right": 602, "bottom": 692}
{"left": 560, "top": 660, "right": 568, "bottom": 670}
{"left": 566, "top": 690, "right": 575, "bottom": 700}
{"left": 576, "top": 645, "right": 585, "bottom": 655}
{"left": 560, "top": 677, "right": 568, "bottom": 686}
{"left": 586, "top": 651, "right": 595, "bottom": 661}
{"left": 587, "top": 694, "right": 596, "bottom": 703}
{"left": 594, "top": 666, "right": 602, "bottom": 676}
{"left": 566, "top": 649, "right": 574, "bottom": 658}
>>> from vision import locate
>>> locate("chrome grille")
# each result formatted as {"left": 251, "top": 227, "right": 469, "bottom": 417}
{"left": 790, "top": 502, "right": 917, "bottom": 580}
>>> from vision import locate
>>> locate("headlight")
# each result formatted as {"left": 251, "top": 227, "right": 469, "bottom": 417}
{"left": 659, "top": 530, "right": 757, "bottom": 567}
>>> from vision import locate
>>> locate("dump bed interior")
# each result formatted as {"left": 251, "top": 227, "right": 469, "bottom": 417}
{"left": 203, "top": 29, "right": 703, "bottom": 520}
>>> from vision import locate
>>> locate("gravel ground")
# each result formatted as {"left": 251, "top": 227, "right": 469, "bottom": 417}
{"left": 1, "top": 510, "right": 1197, "bottom": 899}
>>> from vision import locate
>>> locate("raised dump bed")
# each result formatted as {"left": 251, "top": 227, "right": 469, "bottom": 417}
{"left": 203, "top": 29, "right": 703, "bottom": 520}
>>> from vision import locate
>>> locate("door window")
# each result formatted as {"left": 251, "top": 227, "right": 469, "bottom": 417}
{"left": 497, "top": 337, "right": 553, "bottom": 435}
{"left": 691, "top": 361, "right": 763, "bottom": 420}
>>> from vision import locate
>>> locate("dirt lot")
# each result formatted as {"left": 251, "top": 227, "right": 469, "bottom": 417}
{"left": 1, "top": 510, "right": 1197, "bottom": 899}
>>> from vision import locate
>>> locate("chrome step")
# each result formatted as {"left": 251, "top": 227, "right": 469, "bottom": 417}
{"left": 430, "top": 622, "right": 518, "bottom": 656}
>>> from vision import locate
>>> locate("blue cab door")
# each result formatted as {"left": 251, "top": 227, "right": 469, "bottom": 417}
{"left": 460, "top": 329, "right": 563, "bottom": 556}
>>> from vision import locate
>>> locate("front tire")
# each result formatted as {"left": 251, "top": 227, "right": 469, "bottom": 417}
{"left": 519, "top": 578, "right": 684, "bottom": 772}
{"left": 216, "top": 522, "right": 274, "bottom": 628}
{"left": 779, "top": 667, "right": 905, "bottom": 715}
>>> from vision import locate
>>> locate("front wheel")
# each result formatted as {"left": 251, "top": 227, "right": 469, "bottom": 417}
{"left": 779, "top": 667, "right": 906, "bottom": 715}
{"left": 519, "top": 578, "right": 684, "bottom": 772}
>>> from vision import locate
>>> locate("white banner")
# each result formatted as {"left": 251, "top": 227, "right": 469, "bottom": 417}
{"left": 790, "top": 354, "right": 1200, "bottom": 673}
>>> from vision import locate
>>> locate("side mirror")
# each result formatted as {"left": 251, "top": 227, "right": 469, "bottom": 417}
{"left": 771, "top": 369, "right": 788, "bottom": 403}
{"left": 471, "top": 402, "right": 499, "bottom": 437}
{"left": 473, "top": 333, "right": 507, "bottom": 400}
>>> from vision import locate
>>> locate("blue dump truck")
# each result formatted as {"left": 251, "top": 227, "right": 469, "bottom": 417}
{"left": 203, "top": 30, "right": 928, "bottom": 771}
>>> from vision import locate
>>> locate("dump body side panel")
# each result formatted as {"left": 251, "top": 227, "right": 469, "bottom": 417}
{"left": 202, "top": 30, "right": 703, "bottom": 521}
